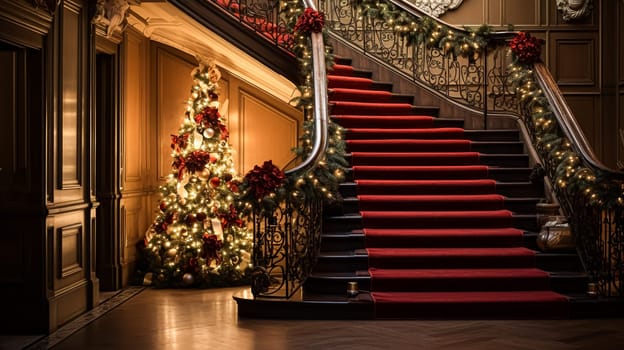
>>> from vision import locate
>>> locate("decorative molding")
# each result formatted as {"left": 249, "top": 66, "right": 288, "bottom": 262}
{"left": 408, "top": 0, "right": 464, "bottom": 17}
{"left": 556, "top": 0, "right": 592, "bottom": 22}
{"left": 92, "top": 0, "right": 130, "bottom": 38}
{"left": 32, "top": 0, "right": 60, "bottom": 14}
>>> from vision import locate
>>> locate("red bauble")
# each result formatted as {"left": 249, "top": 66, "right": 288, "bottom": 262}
{"left": 210, "top": 177, "right": 221, "bottom": 188}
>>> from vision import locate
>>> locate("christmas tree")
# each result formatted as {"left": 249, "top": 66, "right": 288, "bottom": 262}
{"left": 141, "top": 58, "right": 252, "bottom": 288}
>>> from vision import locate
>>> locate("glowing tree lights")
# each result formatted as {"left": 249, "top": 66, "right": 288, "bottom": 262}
{"left": 141, "top": 59, "right": 252, "bottom": 287}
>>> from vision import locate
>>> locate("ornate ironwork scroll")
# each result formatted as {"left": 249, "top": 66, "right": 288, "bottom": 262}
{"left": 251, "top": 199, "right": 322, "bottom": 298}
{"left": 209, "top": 0, "right": 292, "bottom": 51}
{"left": 318, "top": 0, "right": 518, "bottom": 124}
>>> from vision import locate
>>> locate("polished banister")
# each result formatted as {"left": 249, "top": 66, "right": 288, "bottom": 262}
{"left": 284, "top": 0, "right": 329, "bottom": 176}
{"left": 534, "top": 63, "right": 622, "bottom": 176}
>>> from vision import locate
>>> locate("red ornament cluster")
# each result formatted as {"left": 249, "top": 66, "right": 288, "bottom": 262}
{"left": 219, "top": 204, "right": 244, "bottom": 229}
{"left": 294, "top": 8, "right": 325, "bottom": 34}
{"left": 243, "top": 160, "right": 286, "bottom": 200}
{"left": 509, "top": 32, "right": 545, "bottom": 64}
{"left": 194, "top": 106, "right": 229, "bottom": 140}
{"left": 201, "top": 233, "right": 223, "bottom": 266}
{"left": 170, "top": 134, "right": 188, "bottom": 151}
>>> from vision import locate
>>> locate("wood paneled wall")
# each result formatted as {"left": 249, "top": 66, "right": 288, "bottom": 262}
{"left": 0, "top": 0, "right": 97, "bottom": 333}
{"left": 442, "top": 0, "right": 621, "bottom": 168}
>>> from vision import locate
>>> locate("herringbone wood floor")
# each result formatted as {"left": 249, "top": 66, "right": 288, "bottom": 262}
{"left": 21, "top": 287, "right": 624, "bottom": 349}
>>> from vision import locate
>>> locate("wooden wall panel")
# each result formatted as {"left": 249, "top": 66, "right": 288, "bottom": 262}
{"left": 441, "top": 0, "right": 544, "bottom": 28}
{"left": 441, "top": 0, "right": 485, "bottom": 25}
{"left": 550, "top": 33, "right": 597, "bottom": 88}
{"left": 564, "top": 94, "right": 601, "bottom": 149}
{"left": 120, "top": 196, "right": 150, "bottom": 283}
{"left": 123, "top": 31, "right": 148, "bottom": 190}
{"left": 0, "top": 1, "right": 49, "bottom": 332}
{"left": 60, "top": 7, "right": 80, "bottom": 187}
{"left": 501, "top": 0, "right": 542, "bottom": 27}
{"left": 239, "top": 90, "right": 299, "bottom": 172}
{"left": 156, "top": 47, "right": 194, "bottom": 179}
{"left": 119, "top": 29, "right": 153, "bottom": 286}
{"left": 46, "top": 209, "right": 88, "bottom": 329}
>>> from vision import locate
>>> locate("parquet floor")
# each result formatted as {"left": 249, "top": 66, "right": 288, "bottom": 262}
{"left": 10, "top": 286, "right": 624, "bottom": 349}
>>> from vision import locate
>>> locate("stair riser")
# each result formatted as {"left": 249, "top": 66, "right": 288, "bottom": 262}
{"left": 321, "top": 234, "right": 525, "bottom": 251}
{"left": 471, "top": 142, "right": 525, "bottom": 154}
{"left": 337, "top": 182, "right": 544, "bottom": 198}
{"left": 337, "top": 198, "right": 540, "bottom": 215}
{"left": 368, "top": 256, "right": 537, "bottom": 269}
{"left": 304, "top": 274, "right": 587, "bottom": 296}
{"left": 464, "top": 130, "right": 520, "bottom": 141}
{"left": 345, "top": 154, "right": 529, "bottom": 168}
{"left": 324, "top": 215, "right": 538, "bottom": 232}
{"left": 370, "top": 276, "right": 551, "bottom": 292}
{"left": 304, "top": 277, "right": 371, "bottom": 295}
{"left": 344, "top": 168, "right": 535, "bottom": 182}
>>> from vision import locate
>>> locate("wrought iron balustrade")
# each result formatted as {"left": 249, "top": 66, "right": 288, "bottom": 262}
{"left": 207, "top": 0, "right": 331, "bottom": 299}
{"left": 318, "top": 0, "right": 518, "bottom": 127}
{"left": 250, "top": 199, "right": 323, "bottom": 297}
{"left": 207, "top": 0, "right": 292, "bottom": 51}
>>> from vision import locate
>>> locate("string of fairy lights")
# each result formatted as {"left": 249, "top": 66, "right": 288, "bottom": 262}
{"left": 141, "top": 60, "right": 253, "bottom": 287}
{"left": 236, "top": 1, "right": 348, "bottom": 216}
{"left": 355, "top": 0, "right": 623, "bottom": 208}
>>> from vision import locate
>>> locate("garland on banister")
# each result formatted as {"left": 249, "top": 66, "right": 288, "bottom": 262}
{"left": 356, "top": 0, "right": 491, "bottom": 61}
{"left": 237, "top": 1, "right": 347, "bottom": 216}
{"left": 507, "top": 33, "right": 623, "bottom": 208}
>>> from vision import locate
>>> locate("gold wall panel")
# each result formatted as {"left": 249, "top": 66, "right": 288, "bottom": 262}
{"left": 120, "top": 196, "right": 149, "bottom": 284}
{"left": 123, "top": 31, "right": 148, "bottom": 190}
{"left": 239, "top": 90, "right": 299, "bottom": 173}
{"left": 156, "top": 48, "right": 195, "bottom": 180}
{"left": 60, "top": 6, "right": 80, "bottom": 187}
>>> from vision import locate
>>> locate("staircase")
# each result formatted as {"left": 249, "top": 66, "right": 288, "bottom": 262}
{"left": 297, "top": 57, "right": 589, "bottom": 319}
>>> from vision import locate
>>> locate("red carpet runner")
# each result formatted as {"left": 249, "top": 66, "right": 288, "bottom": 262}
{"left": 328, "top": 62, "right": 569, "bottom": 319}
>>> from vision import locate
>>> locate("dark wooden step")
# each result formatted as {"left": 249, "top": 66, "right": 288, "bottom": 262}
{"left": 536, "top": 252, "right": 584, "bottom": 271}
{"left": 343, "top": 153, "right": 529, "bottom": 168}
{"left": 313, "top": 249, "right": 582, "bottom": 274}
{"left": 323, "top": 213, "right": 539, "bottom": 233}
{"left": 336, "top": 181, "right": 544, "bottom": 198}
{"left": 334, "top": 56, "right": 353, "bottom": 66}
{"left": 304, "top": 270, "right": 588, "bottom": 296}
{"left": 320, "top": 230, "right": 544, "bottom": 252}
{"left": 342, "top": 166, "right": 535, "bottom": 182}
{"left": 465, "top": 130, "right": 520, "bottom": 141}
{"left": 433, "top": 118, "right": 465, "bottom": 128}
{"left": 332, "top": 196, "right": 542, "bottom": 216}
{"left": 305, "top": 271, "right": 371, "bottom": 295}
{"left": 480, "top": 154, "right": 529, "bottom": 167}
{"left": 471, "top": 141, "right": 525, "bottom": 154}
{"left": 320, "top": 231, "right": 366, "bottom": 251}
{"left": 548, "top": 271, "right": 589, "bottom": 294}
